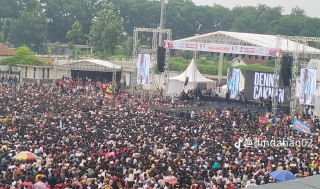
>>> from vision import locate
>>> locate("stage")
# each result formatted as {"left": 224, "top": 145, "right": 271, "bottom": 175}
{"left": 152, "top": 96, "right": 290, "bottom": 114}
{"left": 71, "top": 70, "right": 121, "bottom": 82}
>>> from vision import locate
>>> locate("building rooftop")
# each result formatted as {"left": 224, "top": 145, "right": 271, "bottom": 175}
{"left": 0, "top": 43, "right": 15, "bottom": 56}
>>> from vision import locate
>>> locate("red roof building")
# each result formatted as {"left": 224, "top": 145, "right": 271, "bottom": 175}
{"left": 230, "top": 56, "right": 267, "bottom": 67}
{"left": 0, "top": 43, "right": 15, "bottom": 56}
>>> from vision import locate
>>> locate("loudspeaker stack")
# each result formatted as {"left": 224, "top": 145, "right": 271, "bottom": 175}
{"left": 157, "top": 47, "right": 166, "bottom": 72}
{"left": 281, "top": 55, "right": 293, "bottom": 86}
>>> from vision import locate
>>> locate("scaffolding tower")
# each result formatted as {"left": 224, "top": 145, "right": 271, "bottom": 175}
{"left": 272, "top": 36, "right": 320, "bottom": 115}
{"left": 131, "top": 27, "right": 172, "bottom": 94}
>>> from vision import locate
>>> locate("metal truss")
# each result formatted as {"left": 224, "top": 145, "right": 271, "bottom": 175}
{"left": 290, "top": 41, "right": 300, "bottom": 114}
{"left": 164, "top": 30, "right": 172, "bottom": 93}
{"left": 279, "top": 36, "right": 320, "bottom": 115}
{"left": 193, "top": 51, "right": 199, "bottom": 88}
{"left": 173, "top": 32, "right": 320, "bottom": 114}
{"left": 112, "top": 63, "right": 117, "bottom": 88}
{"left": 149, "top": 31, "right": 158, "bottom": 99}
{"left": 131, "top": 27, "right": 172, "bottom": 93}
{"left": 218, "top": 52, "right": 224, "bottom": 89}
{"left": 278, "top": 36, "right": 320, "bottom": 42}
{"left": 272, "top": 37, "right": 282, "bottom": 115}
{"left": 307, "top": 61, "right": 319, "bottom": 69}
{"left": 56, "top": 62, "right": 117, "bottom": 72}
{"left": 176, "top": 32, "right": 263, "bottom": 47}
{"left": 131, "top": 29, "right": 139, "bottom": 91}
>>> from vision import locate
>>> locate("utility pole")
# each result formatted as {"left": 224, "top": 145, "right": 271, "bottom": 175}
{"left": 158, "top": 0, "right": 166, "bottom": 47}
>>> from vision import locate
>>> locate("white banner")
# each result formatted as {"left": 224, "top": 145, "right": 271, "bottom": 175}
{"left": 137, "top": 53, "right": 150, "bottom": 85}
{"left": 164, "top": 41, "right": 282, "bottom": 57}
{"left": 299, "top": 68, "right": 317, "bottom": 105}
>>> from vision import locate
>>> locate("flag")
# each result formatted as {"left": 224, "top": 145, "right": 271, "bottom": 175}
{"left": 293, "top": 117, "right": 311, "bottom": 134}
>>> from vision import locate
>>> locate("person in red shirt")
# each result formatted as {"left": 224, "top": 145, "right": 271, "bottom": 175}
{"left": 54, "top": 180, "right": 67, "bottom": 189}
{"left": 225, "top": 181, "right": 236, "bottom": 189}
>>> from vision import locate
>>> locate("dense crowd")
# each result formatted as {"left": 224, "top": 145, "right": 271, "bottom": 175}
{"left": 0, "top": 77, "right": 319, "bottom": 189}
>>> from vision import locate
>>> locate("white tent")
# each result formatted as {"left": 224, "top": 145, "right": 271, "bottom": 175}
{"left": 166, "top": 59, "right": 215, "bottom": 96}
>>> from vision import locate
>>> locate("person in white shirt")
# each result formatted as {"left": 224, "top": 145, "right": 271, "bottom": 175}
{"left": 191, "top": 110, "right": 195, "bottom": 118}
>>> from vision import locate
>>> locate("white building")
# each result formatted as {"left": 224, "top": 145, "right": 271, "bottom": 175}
{"left": 19, "top": 65, "right": 69, "bottom": 85}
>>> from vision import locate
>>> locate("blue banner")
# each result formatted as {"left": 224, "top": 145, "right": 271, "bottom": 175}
{"left": 293, "top": 118, "right": 311, "bottom": 134}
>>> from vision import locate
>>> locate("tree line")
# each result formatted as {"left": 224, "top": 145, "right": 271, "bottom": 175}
{"left": 0, "top": 0, "right": 319, "bottom": 57}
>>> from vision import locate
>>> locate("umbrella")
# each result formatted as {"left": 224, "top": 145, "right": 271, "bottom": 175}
{"left": 13, "top": 151, "right": 38, "bottom": 161}
{"left": 33, "top": 181, "right": 49, "bottom": 189}
{"left": 163, "top": 176, "right": 177, "bottom": 183}
{"left": 270, "top": 170, "right": 297, "bottom": 181}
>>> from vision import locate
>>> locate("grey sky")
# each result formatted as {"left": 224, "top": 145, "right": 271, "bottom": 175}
{"left": 192, "top": 0, "right": 320, "bottom": 18}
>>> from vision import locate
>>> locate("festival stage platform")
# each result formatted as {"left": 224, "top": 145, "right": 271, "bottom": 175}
{"left": 152, "top": 96, "right": 290, "bottom": 114}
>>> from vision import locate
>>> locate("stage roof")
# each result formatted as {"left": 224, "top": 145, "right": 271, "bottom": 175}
{"left": 75, "top": 59, "right": 122, "bottom": 69}
{"left": 175, "top": 31, "right": 320, "bottom": 54}
{"left": 56, "top": 59, "right": 122, "bottom": 72}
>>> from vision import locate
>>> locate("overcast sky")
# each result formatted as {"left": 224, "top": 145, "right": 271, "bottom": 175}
{"left": 192, "top": 0, "right": 320, "bottom": 18}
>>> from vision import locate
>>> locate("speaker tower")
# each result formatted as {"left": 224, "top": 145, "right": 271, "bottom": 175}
{"left": 157, "top": 47, "right": 166, "bottom": 72}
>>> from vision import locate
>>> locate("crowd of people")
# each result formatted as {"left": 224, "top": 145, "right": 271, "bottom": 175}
{"left": 0, "top": 77, "right": 319, "bottom": 189}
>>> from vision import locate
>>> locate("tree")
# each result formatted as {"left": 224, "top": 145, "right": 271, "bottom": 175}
{"left": 117, "top": 36, "right": 133, "bottom": 57}
{"left": 291, "top": 6, "right": 306, "bottom": 16}
{"left": 42, "top": 0, "right": 104, "bottom": 43}
{"left": 0, "top": 0, "right": 24, "bottom": 21}
{"left": 66, "top": 21, "right": 83, "bottom": 49}
{"left": 2, "top": 6, "right": 47, "bottom": 53}
{"left": 270, "top": 15, "right": 304, "bottom": 36}
{"left": 48, "top": 42, "right": 61, "bottom": 55}
{"left": 2, "top": 18, "right": 18, "bottom": 44}
{"left": 230, "top": 5, "right": 283, "bottom": 34}
{"left": 265, "top": 59, "right": 275, "bottom": 67}
{"left": 89, "top": 3, "right": 123, "bottom": 56}
{"left": 0, "top": 33, "right": 3, "bottom": 43}
{"left": 0, "top": 46, "right": 48, "bottom": 66}
{"left": 166, "top": 0, "right": 199, "bottom": 39}
{"left": 2, "top": 0, "right": 320, "bottom": 55}
{"left": 16, "top": 7, "right": 48, "bottom": 52}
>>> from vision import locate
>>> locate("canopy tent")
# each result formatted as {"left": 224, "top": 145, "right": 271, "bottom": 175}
{"left": 166, "top": 59, "right": 215, "bottom": 96}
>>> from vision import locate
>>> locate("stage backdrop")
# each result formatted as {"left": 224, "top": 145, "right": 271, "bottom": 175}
{"left": 299, "top": 68, "right": 317, "bottom": 105}
{"left": 244, "top": 71, "right": 289, "bottom": 105}
{"left": 137, "top": 53, "right": 150, "bottom": 85}
{"left": 227, "top": 68, "right": 240, "bottom": 99}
